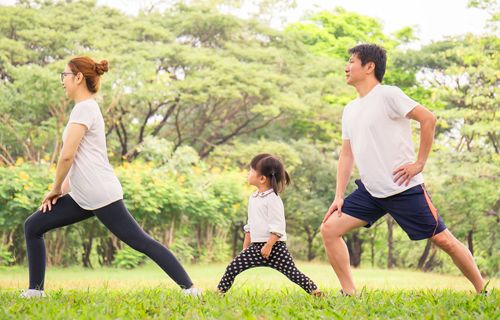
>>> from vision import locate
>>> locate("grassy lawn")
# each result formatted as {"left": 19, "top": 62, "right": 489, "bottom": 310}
{"left": 1, "top": 262, "right": 498, "bottom": 319}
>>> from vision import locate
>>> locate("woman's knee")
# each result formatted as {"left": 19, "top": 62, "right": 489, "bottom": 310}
{"left": 24, "top": 212, "right": 41, "bottom": 237}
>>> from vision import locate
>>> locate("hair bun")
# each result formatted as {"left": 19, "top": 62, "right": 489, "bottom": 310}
{"left": 95, "top": 60, "right": 109, "bottom": 75}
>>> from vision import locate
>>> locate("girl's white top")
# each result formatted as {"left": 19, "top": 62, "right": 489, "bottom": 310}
{"left": 243, "top": 189, "right": 287, "bottom": 242}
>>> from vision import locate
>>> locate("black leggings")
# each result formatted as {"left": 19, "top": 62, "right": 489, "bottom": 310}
{"left": 24, "top": 195, "right": 193, "bottom": 290}
{"left": 217, "top": 242, "right": 318, "bottom": 293}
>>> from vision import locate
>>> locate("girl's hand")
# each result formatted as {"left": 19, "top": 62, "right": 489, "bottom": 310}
{"left": 261, "top": 243, "right": 273, "bottom": 259}
{"left": 40, "top": 188, "right": 63, "bottom": 213}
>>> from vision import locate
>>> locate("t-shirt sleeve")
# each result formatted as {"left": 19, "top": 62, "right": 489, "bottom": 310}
{"left": 267, "top": 195, "right": 286, "bottom": 237}
{"left": 341, "top": 108, "right": 350, "bottom": 140}
{"left": 385, "top": 86, "right": 419, "bottom": 119}
{"left": 243, "top": 223, "right": 250, "bottom": 232}
{"left": 68, "top": 103, "right": 95, "bottom": 130}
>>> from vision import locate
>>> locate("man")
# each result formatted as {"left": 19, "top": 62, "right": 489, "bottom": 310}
{"left": 321, "top": 44, "right": 486, "bottom": 295}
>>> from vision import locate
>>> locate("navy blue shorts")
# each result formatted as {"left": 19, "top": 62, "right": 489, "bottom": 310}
{"left": 342, "top": 179, "right": 447, "bottom": 240}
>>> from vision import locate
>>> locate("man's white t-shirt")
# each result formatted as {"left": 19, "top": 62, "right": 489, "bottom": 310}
{"left": 342, "top": 84, "right": 424, "bottom": 198}
{"left": 243, "top": 189, "right": 287, "bottom": 242}
{"left": 62, "top": 99, "right": 123, "bottom": 210}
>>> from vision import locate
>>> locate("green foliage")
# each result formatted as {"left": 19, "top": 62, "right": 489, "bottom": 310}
{"left": 112, "top": 246, "right": 147, "bottom": 269}
{"left": 0, "top": 246, "right": 14, "bottom": 266}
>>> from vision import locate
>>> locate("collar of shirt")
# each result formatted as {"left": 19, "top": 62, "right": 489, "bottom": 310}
{"left": 252, "top": 188, "right": 275, "bottom": 198}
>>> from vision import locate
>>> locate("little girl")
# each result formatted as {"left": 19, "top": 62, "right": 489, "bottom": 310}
{"left": 217, "top": 154, "right": 321, "bottom": 296}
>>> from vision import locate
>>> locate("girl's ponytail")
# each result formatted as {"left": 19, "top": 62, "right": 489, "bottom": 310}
{"left": 250, "top": 154, "right": 291, "bottom": 195}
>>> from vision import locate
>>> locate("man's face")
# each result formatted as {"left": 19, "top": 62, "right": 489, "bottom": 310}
{"left": 345, "top": 54, "right": 371, "bottom": 85}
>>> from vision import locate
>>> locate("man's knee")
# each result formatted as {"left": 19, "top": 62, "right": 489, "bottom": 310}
{"left": 431, "top": 230, "right": 460, "bottom": 254}
{"left": 320, "top": 220, "right": 343, "bottom": 239}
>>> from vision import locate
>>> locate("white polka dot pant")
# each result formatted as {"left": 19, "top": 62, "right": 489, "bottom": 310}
{"left": 217, "top": 241, "right": 318, "bottom": 293}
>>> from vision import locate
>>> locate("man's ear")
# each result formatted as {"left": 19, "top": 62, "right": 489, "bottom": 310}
{"left": 365, "top": 61, "right": 376, "bottom": 75}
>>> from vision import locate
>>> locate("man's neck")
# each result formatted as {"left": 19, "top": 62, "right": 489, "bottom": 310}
{"left": 354, "top": 78, "right": 380, "bottom": 98}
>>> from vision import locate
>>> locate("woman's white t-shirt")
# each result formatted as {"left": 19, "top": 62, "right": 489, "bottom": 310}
{"left": 62, "top": 99, "right": 123, "bottom": 210}
{"left": 341, "top": 84, "right": 424, "bottom": 198}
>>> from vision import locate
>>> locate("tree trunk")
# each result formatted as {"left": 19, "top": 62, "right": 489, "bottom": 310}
{"left": 370, "top": 230, "right": 376, "bottom": 267}
{"left": 417, "top": 239, "right": 432, "bottom": 269}
{"left": 231, "top": 223, "right": 243, "bottom": 258}
{"left": 195, "top": 225, "right": 204, "bottom": 262}
{"left": 423, "top": 247, "right": 438, "bottom": 272}
{"left": 82, "top": 236, "right": 93, "bottom": 268}
{"left": 46, "top": 229, "right": 67, "bottom": 266}
{"left": 387, "top": 216, "right": 395, "bottom": 269}
{"left": 97, "top": 237, "right": 117, "bottom": 266}
{"left": 467, "top": 230, "right": 474, "bottom": 256}
{"left": 346, "top": 231, "right": 363, "bottom": 267}
{"left": 307, "top": 235, "right": 314, "bottom": 261}
{"left": 163, "top": 220, "right": 175, "bottom": 248}
{"left": 205, "top": 223, "right": 214, "bottom": 261}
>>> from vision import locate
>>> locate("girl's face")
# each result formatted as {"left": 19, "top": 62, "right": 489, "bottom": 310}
{"left": 247, "top": 167, "right": 267, "bottom": 187}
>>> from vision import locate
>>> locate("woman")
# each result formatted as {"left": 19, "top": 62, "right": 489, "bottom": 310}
{"left": 21, "top": 56, "right": 201, "bottom": 298}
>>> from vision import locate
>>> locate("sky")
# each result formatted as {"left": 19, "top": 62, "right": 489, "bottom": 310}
{"left": 0, "top": 0, "right": 492, "bottom": 46}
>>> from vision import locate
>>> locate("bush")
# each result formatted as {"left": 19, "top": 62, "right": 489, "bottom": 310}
{"left": 0, "top": 246, "right": 14, "bottom": 266}
{"left": 112, "top": 246, "right": 146, "bottom": 269}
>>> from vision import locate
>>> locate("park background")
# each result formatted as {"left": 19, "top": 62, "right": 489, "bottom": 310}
{"left": 0, "top": 0, "right": 498, "bottom": 319}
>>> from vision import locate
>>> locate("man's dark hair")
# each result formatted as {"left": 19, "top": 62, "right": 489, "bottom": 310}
{"left": 348, "top": 44, "right": 387, "bottom": 82}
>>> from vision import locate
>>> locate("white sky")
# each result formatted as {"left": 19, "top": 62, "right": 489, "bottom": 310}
{"left": 0, "top": 0, "right": 493, "bottom": 46}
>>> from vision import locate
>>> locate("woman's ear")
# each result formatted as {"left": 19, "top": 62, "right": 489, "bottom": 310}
{"left": 75, "top": 72, "right": 84, "bottom": 85}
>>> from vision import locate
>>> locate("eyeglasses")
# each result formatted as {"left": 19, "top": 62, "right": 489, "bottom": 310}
{"left": 60, "top": 72, "right": 74, "bottom": 82}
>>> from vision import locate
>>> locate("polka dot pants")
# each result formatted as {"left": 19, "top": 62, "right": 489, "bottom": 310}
{"left": 217, "top": 241, "right": 318, "bottom": 293}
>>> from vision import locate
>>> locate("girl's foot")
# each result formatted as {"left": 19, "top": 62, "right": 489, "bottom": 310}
{"left": 182, "top": 286, "right": 203, "bottom": 297}
{"left": 215, "top": 288, "right": 226, "bottom": 296}
{"left": 19, "top": 289, "right": 46, "bottom": 299}
{"left": 310, "top": 289, "right": 323, "bottom": 297}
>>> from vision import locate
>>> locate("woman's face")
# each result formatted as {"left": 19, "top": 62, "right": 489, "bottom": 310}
{"left": 61, "top": 65, "right": 78, "bottom": 99}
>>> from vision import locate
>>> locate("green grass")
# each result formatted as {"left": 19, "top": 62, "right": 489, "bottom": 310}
{"left": 1, "top": 262, "right": 498, "bottom": 319}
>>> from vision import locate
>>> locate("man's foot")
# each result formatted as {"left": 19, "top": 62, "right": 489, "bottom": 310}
{"left": 479, "top": 280, "right": 490, "bottom": 296}
{"left": 182, "top": 286, "right": 203, "bottom": 297}
{"left": 479, "top": 289, "right": 490, "bottom": 296}
{"left": 339, "top": 289, "right": 355, "bottom": 297}
{"left": 19, "top": 289, "right": 46, "bottom": 299}
{"left": 310, "top": 289, "right": 324, "bottom": 297}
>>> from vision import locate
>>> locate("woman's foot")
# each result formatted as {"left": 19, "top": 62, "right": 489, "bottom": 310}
{"left": 19, "top": 289, "right": 46, "bottom": 298}
{"left": 182, "top": 286, "right": 203, "bottom": 297}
